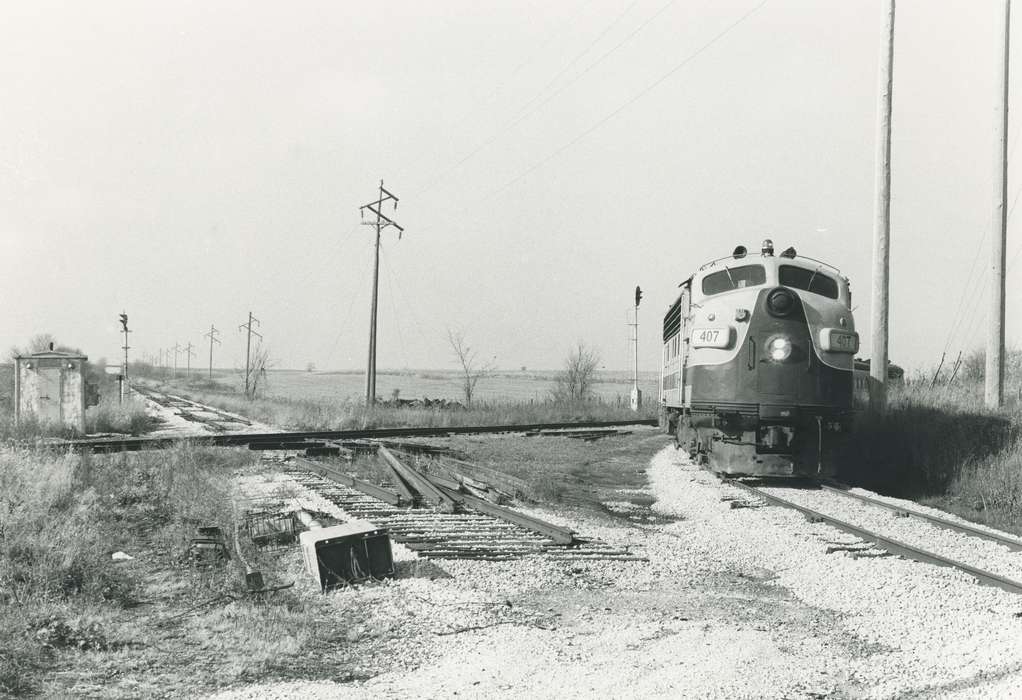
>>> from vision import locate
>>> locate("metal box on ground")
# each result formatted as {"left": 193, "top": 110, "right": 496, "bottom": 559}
{"left": 300, "top": 521, "right": 394, "bottom": 590}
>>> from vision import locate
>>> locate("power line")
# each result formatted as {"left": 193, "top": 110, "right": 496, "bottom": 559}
{"left": 480, "top": 0, "right": 770, "bottom": 203}
{"left": 409, "top": 0, "right": 691, "bottom": 201}
{"left": 394, "top": 0, "right": 601, "bottom": 184}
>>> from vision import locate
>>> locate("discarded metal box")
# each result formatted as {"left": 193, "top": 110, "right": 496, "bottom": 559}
{"left": 299, "top": 521, "right": 394, "bottom": 590}
{"left": 189, "top": 526, "right": 229, "bottom": 566}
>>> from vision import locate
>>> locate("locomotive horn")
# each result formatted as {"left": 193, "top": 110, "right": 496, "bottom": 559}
{"left": 761, "top": 239, "right": 774, "bottom": 256}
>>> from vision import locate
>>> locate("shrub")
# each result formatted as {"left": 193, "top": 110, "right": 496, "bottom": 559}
{"left": 85, "top": 396, "right": 153, "bottom": 435}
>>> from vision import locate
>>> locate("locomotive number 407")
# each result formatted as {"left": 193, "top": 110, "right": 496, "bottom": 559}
{"left": 691, "top": 327, "right": 731, "bottom": 349}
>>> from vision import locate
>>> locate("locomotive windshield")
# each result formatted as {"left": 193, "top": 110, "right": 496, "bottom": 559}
{"left": 701, "top": 264, "right": 766, "bottom": 295}
{"left": 778, "top": 265, "right": 839, "bottom": 299}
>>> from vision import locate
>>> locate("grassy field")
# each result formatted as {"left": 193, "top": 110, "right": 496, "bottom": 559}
{"left": 135, "top": 369, "right": 659, "bottom": 432}
{"left": 139, "top": 367, "right": 659, "bottom": 405}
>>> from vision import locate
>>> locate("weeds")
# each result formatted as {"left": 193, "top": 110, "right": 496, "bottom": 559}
{"left": 85, "top": 395, "right": 154, "bottom": 435}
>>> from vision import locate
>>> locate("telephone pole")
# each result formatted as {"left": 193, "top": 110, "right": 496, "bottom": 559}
{"left": 988, "top": 0, "right": 1011, "bottom": 409}
{"left": 870, "top": 0, "right": 895, "bottom": 413}
{"left": 171, "top": 343, "right": 180, "bottom": 379}
{"left": 630, "top": 286, "right": 643, "bottom": 411}
{"left": 239, "top": 312, "right": 262, "bottom": 397}
{"left": 204, "top": 324, "right": 221, "bottom": 379}
{"left": 184, "top": 342, "right": 196, "bottom": 377}
{"left": 359, "top": 180, "right": 404, "bottom": 405}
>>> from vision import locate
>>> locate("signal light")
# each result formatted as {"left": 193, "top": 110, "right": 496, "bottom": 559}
{"left": 733, "top": 245, "right": 747, "bottom": 258}
{"left": 780, "top": 247, "right": 797, "bottom": 258}
{"left": 766, "top": 288, "right": 795, "bottom": 317}
{"left": 635, "top": 286, "right": 643, "bottom": 307}
{"left": 119, "top": 313, "right": 129, "bottom": 331}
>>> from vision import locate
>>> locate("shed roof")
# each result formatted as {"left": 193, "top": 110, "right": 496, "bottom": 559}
{"left": 15, "top": 350, "right": 88, "bottom": 361}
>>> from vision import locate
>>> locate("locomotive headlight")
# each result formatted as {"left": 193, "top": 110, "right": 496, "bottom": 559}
{"left": 767, "top": 336, "right": 792, "bottom": 361}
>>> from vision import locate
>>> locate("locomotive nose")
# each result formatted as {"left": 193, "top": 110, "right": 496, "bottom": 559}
{"left": 766, "top": 287, "right": 796, "bottom": 317}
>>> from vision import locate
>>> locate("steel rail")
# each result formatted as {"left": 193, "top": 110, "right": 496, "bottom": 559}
{"left": 429, "top": 480, "right": 576, "bottom": 545}
{"left": 819, "top": 484, "right": 1022, "bottom": 552}
{"left": 64, "top": 418, "right": 659, "bottom": 453}
{"left": 292, "top": 456, "right": 403, "bottom": 506}
{"left": 377, "top": 446, "right": 457, "bottom": 513}
{"left": 729, "top": 481, "right": 1022, "bottom": 596}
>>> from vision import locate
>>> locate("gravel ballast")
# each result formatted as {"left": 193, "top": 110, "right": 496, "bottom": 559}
{"left": 210, "top": 446, "right": 1022, "bottom": 699}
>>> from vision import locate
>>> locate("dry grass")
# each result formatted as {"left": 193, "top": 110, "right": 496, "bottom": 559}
{"left": 84, "top": 395, "right": 154, "bottom": 435}
{"left": 139, "top": 377, "right": 656, "bottom": 431}
{"left": 0, "top": 444, "right": 379, "bottom": 696}
{"left": 844, "top": 362, "right": 1022, "bottom": 535}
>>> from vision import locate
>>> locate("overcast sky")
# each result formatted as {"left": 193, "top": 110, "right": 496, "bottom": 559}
{"left": 2, "top": 0, "right": 1020, "bottom": 374}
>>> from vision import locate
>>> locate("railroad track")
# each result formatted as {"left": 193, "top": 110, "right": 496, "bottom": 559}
{"left": 729, "top": 480, "right": 1022, "bottom": 595}
{"left": 64, "top": 397, "right": 658, "bottom": 453}
{"left": 133, "top": 385, "right": 254, "bottom": 433}
{"left": 287, "top": 459, "right": 643, "bottom": 562}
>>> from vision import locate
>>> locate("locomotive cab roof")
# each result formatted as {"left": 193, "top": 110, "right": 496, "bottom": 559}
{"left": 690, "top": 245, "right": 851, "bottom": 307}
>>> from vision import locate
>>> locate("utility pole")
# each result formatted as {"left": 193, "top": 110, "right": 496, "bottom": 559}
{"left": 870, "top": 0, "right": 896, "bottom": 413}
{"left": 630, "top": 286, "right": 643, "bottom": 411}
{"left": 184, "top": 342, "right": 196, "bottom": 377}
{"left": 204, "top": 324, "right": 221, "bottom": 379}
{"left": 118, "top": 312, "right": 130, "bottom": 403}
{"left": 359, "top": 180, "right": 404, "bottom": 406}
{"left": 239, "top": 312, "right": 262, "bottom": 397}
{"left": 988, "top": 0, "right": 1011, "bottom": 409}
{"left": 171, "top": 343, "right": 180, "bottom": 379}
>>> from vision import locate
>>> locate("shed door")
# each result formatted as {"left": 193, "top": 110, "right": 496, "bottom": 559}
{"left": 38, "top": 368, "right": 62, "bottom": 422}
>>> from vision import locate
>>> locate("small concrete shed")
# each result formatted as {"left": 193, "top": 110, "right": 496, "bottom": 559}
{"left": 14, "top": 349, "right": 88, "bottom": 432}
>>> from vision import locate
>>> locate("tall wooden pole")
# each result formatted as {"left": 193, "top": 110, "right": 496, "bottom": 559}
{"left": 366, "top": 218, "right": 382, "bottom": 405}
{"left": 359, "top": 180, "right": 403, "bottom": 406}
{"left": 988, "top": 0, "right": 1011, "bottom": 409}
{"left": 870, "top": 0, "right": 896, "bottom": 413}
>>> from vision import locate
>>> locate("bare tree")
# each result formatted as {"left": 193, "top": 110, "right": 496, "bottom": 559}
{"left": 553, "top": 341, "right": 601, "bottom": 402}
{"left": 244, "top": 344, "right": 273, "bottom": 398}
{"left": 447, "top": 329, "right": 493, "bottom": 407}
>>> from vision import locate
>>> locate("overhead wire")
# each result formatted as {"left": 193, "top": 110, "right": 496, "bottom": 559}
{"left": 379, "top": 243, "right": 411, "bottom": 370}
{"left": 393, "top": 0, "right": 601, "bottom": 184}
{"left": 476, "top": 0, "right": 771, "bottom": 204}
{"left": 407, "top": 0, "right": 654, "bottom": 199}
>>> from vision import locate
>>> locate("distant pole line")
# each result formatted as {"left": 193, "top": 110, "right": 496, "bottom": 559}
{"left": 239, "top": 312, "right": 262, "bottom": 397}
{"left": 184, "top": 341, "right": 196, "bottom": 377}
{"left": 987, "top": 0, "right": 1011, "bottom": 409}
{"left": 359, "top": 180, "right": 404, "bottom": 406}
{"left": 869, "top": 0, "right": 895, "bottom": 414}
{"left": 204, "top": 324, "right": 221, "bottom": 380}
{"left": 171, "top": 343, "right": 181, "bottom": 379}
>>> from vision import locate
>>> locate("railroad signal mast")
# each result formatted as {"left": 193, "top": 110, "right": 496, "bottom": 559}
{"left": 359, "top": 180, "right": 404, "bottom": 406}
{"left": 630, "top": 287, "right": 642, "bottom": 412}
{"left": 119, "top": 311, "right": 130, "bottom": 403}
{"left": 204, "top": 324, "right": 221, "bottom": 380}
{"left": 239, "top": 312, "right": 262, "bottom": 397}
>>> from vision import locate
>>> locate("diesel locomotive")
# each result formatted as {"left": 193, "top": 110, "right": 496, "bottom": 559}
{"left": 660, "top": 240, "right": 858, "bottom": 477}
